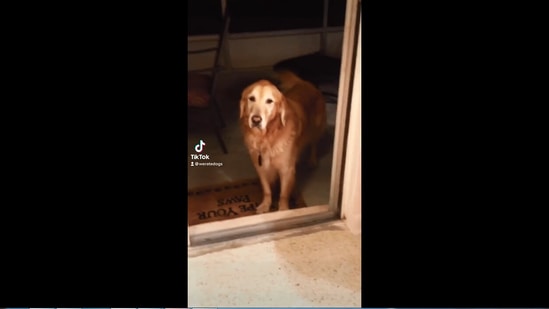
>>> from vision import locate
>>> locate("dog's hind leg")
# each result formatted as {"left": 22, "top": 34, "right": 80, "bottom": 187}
{"left": 308, "top": 144, "right": 318, "bottom": 168}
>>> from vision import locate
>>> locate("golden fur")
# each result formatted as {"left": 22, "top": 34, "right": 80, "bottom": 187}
{"left": 239, "top": 71, "right": 327, "bottom": 213}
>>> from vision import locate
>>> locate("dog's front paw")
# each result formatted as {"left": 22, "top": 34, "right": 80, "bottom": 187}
{"left": 255, "top": 202, "right": 272, "bottom": 214}
{"left": 278, "top": 200, "right": 290, "bottom": 211}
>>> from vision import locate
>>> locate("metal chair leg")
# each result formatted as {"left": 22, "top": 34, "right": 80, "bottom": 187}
{"left": 214, "top": 125, "right": 228, "bottom": 154}
{"left": 212, "top": 98, "right": 226, "bottom": 128}
{"left": 210, "top": 106, "right": 228, "bottom": 154}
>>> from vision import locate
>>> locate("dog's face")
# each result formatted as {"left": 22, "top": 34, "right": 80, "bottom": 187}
{"left": 240, "top": 80, "right": 286, "bottom": 131}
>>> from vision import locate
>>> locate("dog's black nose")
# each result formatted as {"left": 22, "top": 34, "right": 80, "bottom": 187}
{"left": 252, "top": 115, "right": 262, "bottom": 125}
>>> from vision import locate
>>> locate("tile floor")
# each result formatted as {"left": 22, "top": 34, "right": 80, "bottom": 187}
{"left": 188, "top": 220, "right": 362, "bottom": 307}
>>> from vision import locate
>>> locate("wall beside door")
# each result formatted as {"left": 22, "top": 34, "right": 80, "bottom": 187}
{"left": 188, "top": 32, "right": 344, "bottom": 71}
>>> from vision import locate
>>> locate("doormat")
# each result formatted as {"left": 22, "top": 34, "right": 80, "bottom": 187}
{"left": 188, "top": 178, "right": 307, "bottom": 226}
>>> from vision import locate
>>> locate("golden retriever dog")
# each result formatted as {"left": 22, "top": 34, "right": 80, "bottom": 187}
{"left": 240, "top": 70, "right": 327, "bottom": 213}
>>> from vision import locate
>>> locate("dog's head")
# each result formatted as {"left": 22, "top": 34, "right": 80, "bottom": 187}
{"left": 240, "top": 80, "right": 287, "bottom": 131}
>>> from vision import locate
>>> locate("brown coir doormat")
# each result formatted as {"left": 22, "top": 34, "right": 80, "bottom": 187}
{"left": 188, "top": 178, "right": 307, "bottom": 226}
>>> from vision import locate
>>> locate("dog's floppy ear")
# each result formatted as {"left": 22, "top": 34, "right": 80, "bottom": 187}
{"left": 279, "top": 95, "right": 287, "bottom": 127}
{"left": 240, "top": 84, "right": 253, "bottom": 119}
{"left": 271, "top": 85, "right": 287, "bottom": 127}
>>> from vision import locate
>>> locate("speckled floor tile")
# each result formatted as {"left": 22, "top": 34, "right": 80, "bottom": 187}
{"left": 188, "top": 229, "right": 361, "bottom": 307}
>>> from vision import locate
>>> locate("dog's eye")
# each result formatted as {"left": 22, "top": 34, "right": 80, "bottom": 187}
{"left": 266, "top": 99, "right": 273, "bottom": 104}
{"left": 249, "top": 96, "right": 255, "bottom": 102}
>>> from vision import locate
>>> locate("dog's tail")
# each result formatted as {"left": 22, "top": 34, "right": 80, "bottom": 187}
{"left": 274, "top": 69, "right": 304, "bottom": 92}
